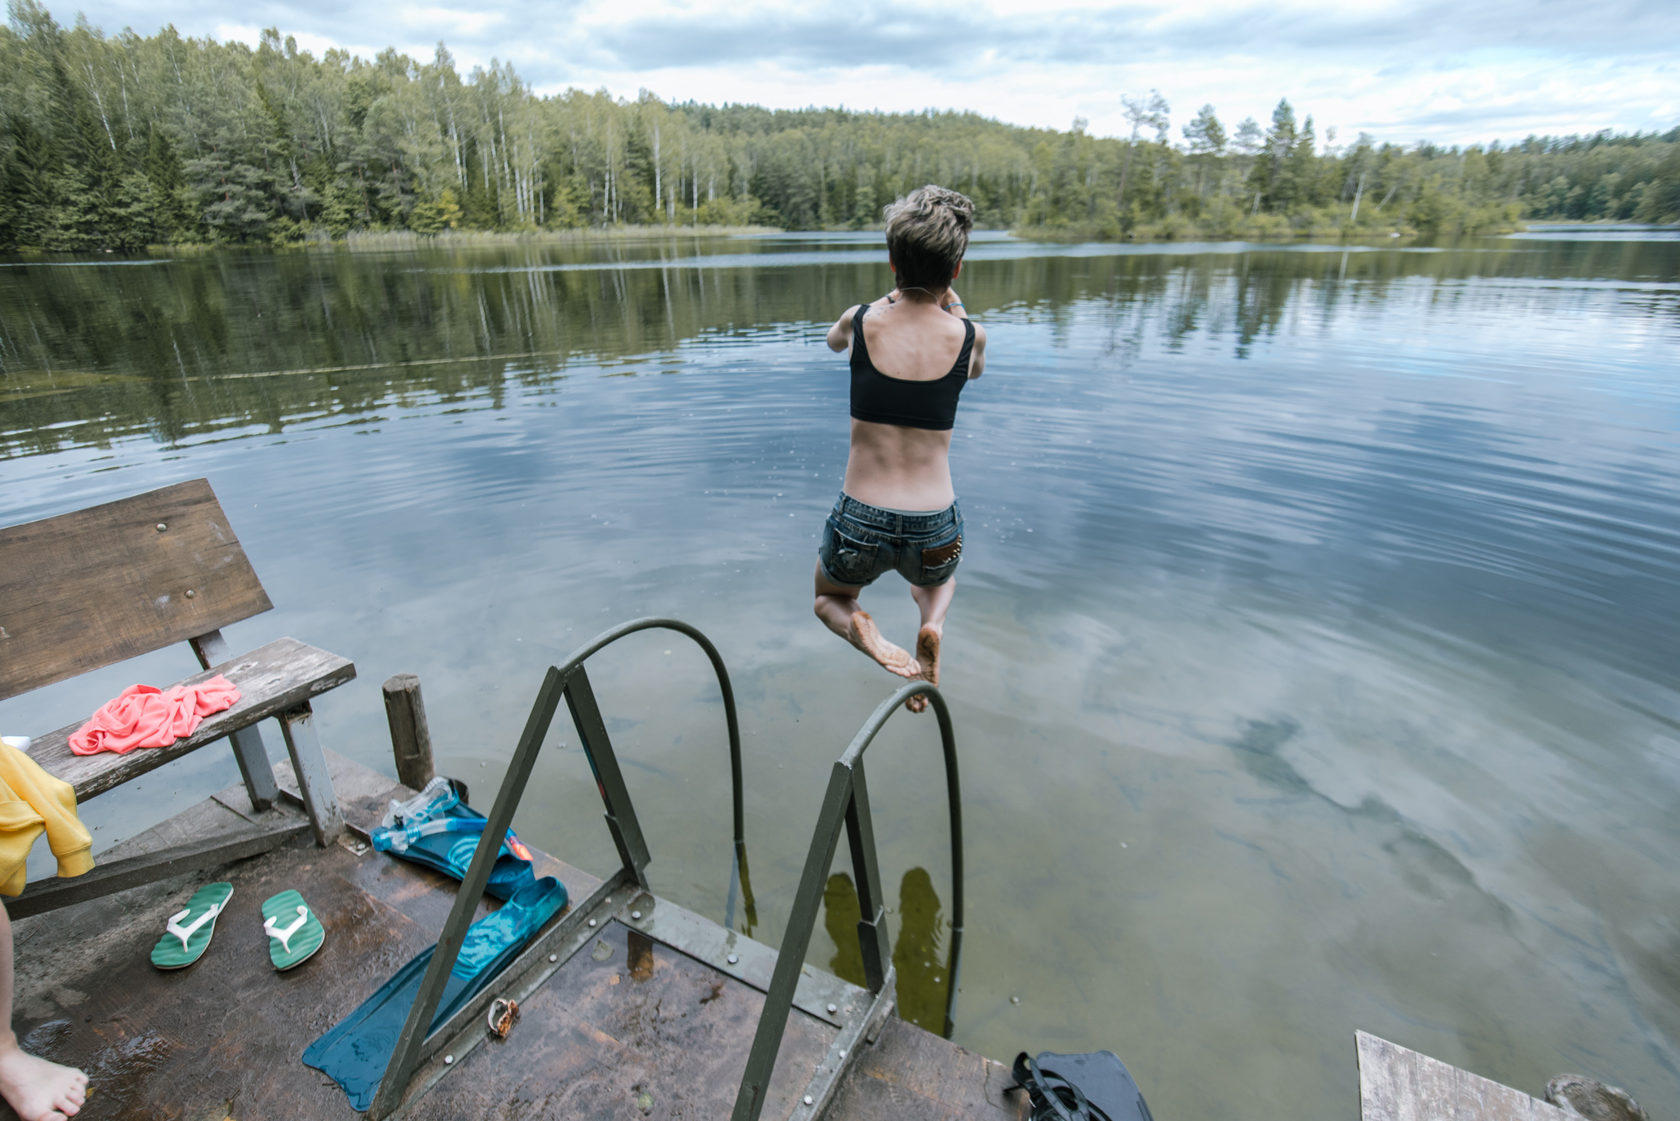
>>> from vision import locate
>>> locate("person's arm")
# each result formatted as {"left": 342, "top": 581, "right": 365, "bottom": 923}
{"left": 941, "top": 287, "right": 985, "bottom": 377}
{"left": 826, "top": 304, "right": 863, "bottom": 352}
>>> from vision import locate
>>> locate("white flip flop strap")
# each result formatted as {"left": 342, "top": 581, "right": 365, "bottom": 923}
{"left": 264, "top": 905, "right": 309, "bottom": 953}
{"left": 166, "top": 901, "right": 222, "bottom": 951}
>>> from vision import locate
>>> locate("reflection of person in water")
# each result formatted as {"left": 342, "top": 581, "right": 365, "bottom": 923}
{"left": 822, "top": 866, "right": 949, "bottom": 1033}
{"left": 890, "top": 867, "right": 947, "bottom": 1031}
{"left": 815, "top": 185, "right": 987, "bottom": 712}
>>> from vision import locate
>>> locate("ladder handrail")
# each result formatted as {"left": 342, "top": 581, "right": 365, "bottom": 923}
{"left": 363, "top": 616, "right": 963, "bottom": 1121}
{"left": 730, "top": 678, "right": 965, "bottom": 1121}
{"left": 367, "top": 617, "right": 745, "bottom": 1119}
{"left": 555, "top": 616, "right": 746, "bottom": 848}
{"left": 839, "top": 678, "right": 965, "bottom": 1038}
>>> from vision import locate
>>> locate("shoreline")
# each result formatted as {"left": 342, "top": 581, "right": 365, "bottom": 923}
{"left": 153, "top": 224, "right": 787, "bottom": 255}
{"left": 5, "top": 218, "right": 1674, "bottom": 264}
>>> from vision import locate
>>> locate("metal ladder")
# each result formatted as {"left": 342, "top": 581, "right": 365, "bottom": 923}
{"left": 364, "top": 617, "right": 964, "bottom": 1121}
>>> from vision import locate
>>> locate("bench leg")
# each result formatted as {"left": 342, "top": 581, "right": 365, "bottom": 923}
{"left": 228, "top": 724, "right": 279, "bottom": 812}
{"left": 193, "top": 628, "right": 281, "bottom": 813}
{"left": 278, "top": 702, "right": 344, "bottom": 845}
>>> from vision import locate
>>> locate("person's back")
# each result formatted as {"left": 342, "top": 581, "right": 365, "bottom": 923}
{"left": 814, "top": 185, "right": 987, "bottom": 710}
{"left": 845, "top": 297, "right": 976, "bottom": 511}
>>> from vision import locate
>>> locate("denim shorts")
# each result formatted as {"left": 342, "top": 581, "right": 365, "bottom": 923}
{"left": 817, "top": 494, "right": 964, "bottom": 589}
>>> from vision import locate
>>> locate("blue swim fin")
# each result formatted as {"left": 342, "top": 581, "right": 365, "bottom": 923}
{"left": 371, "top": 779, "right": 537, "bottom": 901}
{"left": 303, "top": 876, "right": 568, "bottom": 1110}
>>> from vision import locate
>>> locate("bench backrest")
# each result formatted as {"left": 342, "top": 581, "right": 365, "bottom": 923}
{"left": 0, "top": 478, "right": 272, "bottom": 701}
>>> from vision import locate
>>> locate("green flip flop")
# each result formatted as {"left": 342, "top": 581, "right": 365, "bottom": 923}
{"left": 262, "top": 889, "right": 325, "bottom": 971}
{"left": 150, "top": 882, "right": 234, "bottom": 970}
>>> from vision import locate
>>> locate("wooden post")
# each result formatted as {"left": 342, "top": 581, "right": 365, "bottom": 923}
{"left": 382, "top": 674, "right": 436, "bottom": 792}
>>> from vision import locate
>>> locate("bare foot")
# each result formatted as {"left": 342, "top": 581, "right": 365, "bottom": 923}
{"left": 848, "top": 612, "right": 919, "bottom": 678}
{"left": 906, "top": 625, "right": 942, "bottom": 712}
{"left": 0, "top": 1045, "right": 88, "bottom": 1121}
{"left": 915, "top": 624, "right": 942, "bottom": 687}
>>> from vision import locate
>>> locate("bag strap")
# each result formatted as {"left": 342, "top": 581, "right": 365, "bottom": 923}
{"left": 1010, "top": 1052, "right": 1103, "bottom": 1121}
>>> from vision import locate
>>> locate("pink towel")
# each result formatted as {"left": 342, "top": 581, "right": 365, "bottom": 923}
{"left": 68, "top": 676, "right": 242, "bottom": 756}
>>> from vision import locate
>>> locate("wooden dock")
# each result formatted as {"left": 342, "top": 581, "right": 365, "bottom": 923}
{"left": 8, "top": 753, "right": 1022, "bottom": 1120}
{"left": 5, "top": 756, "right": 1614, "bottom": 1121}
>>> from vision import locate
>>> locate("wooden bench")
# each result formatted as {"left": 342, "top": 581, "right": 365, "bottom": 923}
{"left": 0, "top": 479, "right": 356, "bottom": 911}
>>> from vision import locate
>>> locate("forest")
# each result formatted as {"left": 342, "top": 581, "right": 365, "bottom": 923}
{"left": 2, "top": 0, "right": 1677, "bottom": 251}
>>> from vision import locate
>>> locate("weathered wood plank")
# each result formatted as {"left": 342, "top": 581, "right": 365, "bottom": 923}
{"left": 268, "top": 748, "right": 409, "bottom": 827}
{"left": 7, "top": 817, "right": 311, "bottom": 918}
{"left": 109, "top": 791, "right": 301, "bottom": 859}
{"left": 1357, "top": 1030, "right": 1569, "bottom": 1121}
{"left": 827, "top": 1016, "right": 1024, "bottom": 1121}
{"left": 0, "top": 479, "right": 272, "bottom": 699}
{"left": 25, "top": 637, "right": 356, "bottom": 801}
{"left": 11, "top": 833, "right": 433, "bottom": 1120}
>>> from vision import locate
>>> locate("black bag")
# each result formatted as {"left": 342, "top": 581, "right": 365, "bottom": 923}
{"left": 1010, "top": 1050, "right": 1154, "bottom": 1121}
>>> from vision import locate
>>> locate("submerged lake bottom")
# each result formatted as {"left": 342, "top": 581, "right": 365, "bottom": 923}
{"left": 2, "top": 227, "right": 1678, "bottom": 1118}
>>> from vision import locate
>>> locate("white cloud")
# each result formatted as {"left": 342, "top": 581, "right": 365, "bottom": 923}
{"left": 544, "top": 47, "right": 1675, "bottom": 149}
{"left": 399, "top": 6, "right": 507, "bottom": 36}
{"left": 211, "top": 22, "right": 381, "bottom": 62}
{"left": 58, "top": 0, "right": 1680, "bottom": 146}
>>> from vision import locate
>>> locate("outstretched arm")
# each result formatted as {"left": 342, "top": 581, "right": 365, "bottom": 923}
{"left": 942, "top": 288, "right": 986, "bottom": 378}
{"left": 827, "top": 304, "right": 864, "bottom": 352}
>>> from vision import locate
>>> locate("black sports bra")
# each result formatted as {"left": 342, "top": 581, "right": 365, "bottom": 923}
{"left": 849, "top": 304, "right": 974, "bottom": 431}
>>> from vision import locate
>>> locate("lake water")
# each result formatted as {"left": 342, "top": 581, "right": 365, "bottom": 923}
{"left": 3, "top": 227, "right": 1678, "bottom": 1118}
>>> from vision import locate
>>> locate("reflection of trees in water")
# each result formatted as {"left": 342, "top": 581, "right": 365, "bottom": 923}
{"left": 1067, "top": 238, "right": 1677, "bottom": 368}
{"left": 17, "top": 265, "right": 375, "bottom": 450}
{"left": 2, "top": 239, "right": 1671, "bottom": 460}
{"left": 822, "top": 866, "right": 950, "bottom": 1034}
{"left": 2, "top": 243, "right": 883, "bottom": 457}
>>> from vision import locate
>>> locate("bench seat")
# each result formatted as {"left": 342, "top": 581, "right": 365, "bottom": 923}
{"left": 27, "top": 637, "right": 355, "bottom": 837}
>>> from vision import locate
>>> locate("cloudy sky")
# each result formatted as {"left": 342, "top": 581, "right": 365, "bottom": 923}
{"left": 53, "top": 0, "right": 1680, "bottom": 148}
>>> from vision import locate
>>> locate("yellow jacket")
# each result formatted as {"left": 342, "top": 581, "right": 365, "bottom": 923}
{"left": 0, "top": 742, "right": 94, "bottom": 896}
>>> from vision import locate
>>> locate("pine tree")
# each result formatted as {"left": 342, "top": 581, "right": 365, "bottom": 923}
{"left": 1286, "top": 115, "right": 1318, "bottom": 208}
{"left": 109, "top": 171, "right": 162, "bottom": 247}
{"left": 49, "top": 90, "right": 124, "bottom": 249}
{"left": 186, "top": 123, "right": 278, "bottom": 243}
{"left": 1250, "top": 99, "right": 1298, "bottom": 211}
{"left": 1, "top": 115, "right": 59, "bottom": 247}
{"left": 1183, "top": 104, "right": 1226, "bottom": 200}
{"left": 143, "top": 125, "right": 193, "bottom": 240}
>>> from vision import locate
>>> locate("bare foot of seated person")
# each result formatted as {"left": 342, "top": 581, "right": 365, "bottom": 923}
{"left": 0, "top": 1042, "right": 88, "bottom": 1121}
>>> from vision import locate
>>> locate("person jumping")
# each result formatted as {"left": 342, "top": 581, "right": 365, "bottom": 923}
{"left": 814, "top": 185, "right": 987, "bottom": 711}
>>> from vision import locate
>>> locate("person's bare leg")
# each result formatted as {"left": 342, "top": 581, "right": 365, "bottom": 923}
{"left": 0, "top": 903, "right": 87, "bottom": 1121}
{"left": 905, "top": 578, "right": 957, "bottom": 712}
{"left": 813, "top": 565, "right": 919, "bottom": 678}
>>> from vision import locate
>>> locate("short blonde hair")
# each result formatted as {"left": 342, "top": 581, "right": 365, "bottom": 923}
{"left": 883, "top": 185, "right": 974, "bottom": 291}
